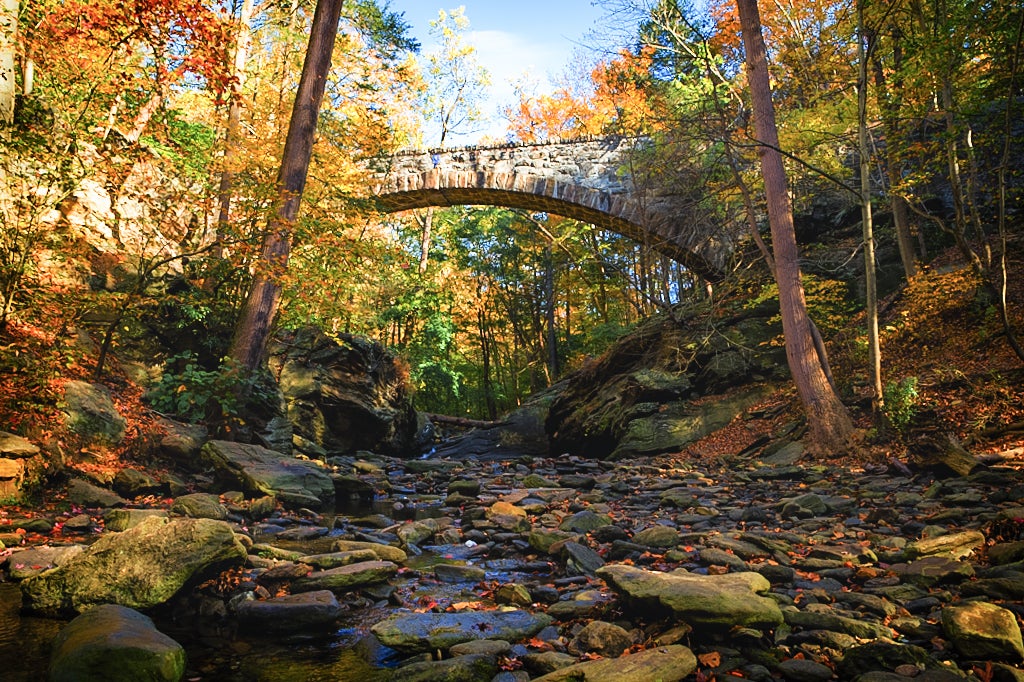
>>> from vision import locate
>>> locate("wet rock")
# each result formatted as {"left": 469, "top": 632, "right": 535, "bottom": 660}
{"left": 331, "top": 539, "right": 407, "bottom": 563}
{"left": 568, "top": 620, "right": 632, "bottom": 657}
{"left": 170, "top": 492, "right": 229, "bottom": 520}
{"left": 563, "top": 541, "right": 605, "bottom": 576}
{"left": 598, "top": 565, "right": 783, "bottom": 631}
{"left": 783, "top": 605, "right": 893, "bottom": 640}
{"left": 941, "top": 601, "right": 1024, "bottom": 660}
{"left": 434, "top": 563, "right": 486, "bottom": 583}
{"left": 495, "top": 583, "right": 533, "bottom": 606}
{"left": 835, "top": 641, "right": 952, "bottom": 678}
{"left": 522, "top": 650, "right": 578, "bottom": 675}
{"left": 235, "top": 589, "right": 341, "bottom": 632}
{"left": 289, "top": 560, "right": 398, "bottom": 593}
{"left": 295, "top": 549, "right": 379, "bottom": 569}
{"left": 777, "top": 657, "right": 835, "bottom": 682}
{"left": 532, "top": 644, "right": 697, "bottom": 682}
{"left": 200, "top": 440, "right": 335, "bottom": 510}
{"left": 396, "top": 653, "right": 499, "bottom": 681}
{"left": 559, "top": 510, "right": 611, "bottom": 533}
{"left": 48, "top": 604, "right": 185, "bottom": 682}
{"left": 449, "top": 639, "right": 512, "bottom": 656}
{"left": 21, "top": 516, "right": 246, "bottom": 615}
{"left": 370, "top": 609, "right": 553, "bottom": 653}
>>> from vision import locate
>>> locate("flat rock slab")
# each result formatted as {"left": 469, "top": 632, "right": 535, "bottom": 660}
{"left": 371, "top": 609, "right": 553, "bottom": 653}
{"left": 597, "top": 565, "right": 784, "bottom": 630}
{"left": 21, "top": 516, "right": 246, "bottom": 615}
{"left": 235, "top": 589, "right": 342, "bottom": 632}
{"left": 532, "top": 644, "right": 697, "bottom": 682}
{"left": 201, "top": 440, "right": 335, "bottom": 510}
{"left": 290, "top": 560, "right": 398, "bottom": 593}
{"left": 5, "top": 545, "right": 85, "bottom": 580}
{"left": 48, "top": 604, "right": 185, "bottom": 682}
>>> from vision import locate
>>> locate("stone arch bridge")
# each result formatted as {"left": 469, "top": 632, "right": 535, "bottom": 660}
{"left": 369, "top": 137, "right": 732, "bottom": 282}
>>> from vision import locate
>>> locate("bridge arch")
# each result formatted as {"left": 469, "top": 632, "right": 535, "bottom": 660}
{"left": 370, "top": 137, "right": 730, "bottom": 282}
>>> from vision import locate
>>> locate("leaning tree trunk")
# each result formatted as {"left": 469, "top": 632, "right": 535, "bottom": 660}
{"left": 229, "top": 0, "right": 343, "bottom": 373}
{"left": 737, "top": 0, "right": 855, "bottom": 453}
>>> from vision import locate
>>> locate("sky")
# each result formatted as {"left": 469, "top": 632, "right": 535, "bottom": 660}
{"left": 385, "top": 1, "right": 609, "bottom": 144}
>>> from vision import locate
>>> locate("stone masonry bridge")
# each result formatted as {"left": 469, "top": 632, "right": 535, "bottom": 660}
{"left": 369, "top": 137, "right": 732, "bottom": 282}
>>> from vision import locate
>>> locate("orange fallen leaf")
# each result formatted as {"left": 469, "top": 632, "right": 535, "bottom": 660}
{"left": 698, "top": 651, "right": 721, "bottom": 667}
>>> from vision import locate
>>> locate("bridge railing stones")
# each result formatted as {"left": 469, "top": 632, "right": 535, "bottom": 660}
{"left": 369, "top": 136, "right": 733, "bottom": 281}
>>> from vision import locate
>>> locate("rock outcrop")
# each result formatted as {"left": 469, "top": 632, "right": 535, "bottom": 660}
{"left": 200, "top": 440, "right": 335, "bottom": 510}
{"left": 20, "top": 516, "right": 246, "bottom": 615}
{"left": 546, "top": 305, "right": 788, "bottom": 458}
{"left": 268, "top": 327, "right": 430, "bottom": 457}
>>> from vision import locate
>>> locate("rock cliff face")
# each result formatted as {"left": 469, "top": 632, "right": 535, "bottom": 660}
{"left": 545, "top": 303, "right": 789, "bottom": 459}
{"left": 268, "top": 327, "right": 430, "bottom": 457}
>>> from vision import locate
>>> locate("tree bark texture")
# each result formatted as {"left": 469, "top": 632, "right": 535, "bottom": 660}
{"left": 213, "top": 0, "right": 256, "bottom": 262}
{"left": 0, "top": 0, "right": 19, "bottom": 126}
{"left": 736, "top": 0, "right": 855, "bottom": 453}
{"left": 230, "top": 0, "right": 343, "bottom": 373}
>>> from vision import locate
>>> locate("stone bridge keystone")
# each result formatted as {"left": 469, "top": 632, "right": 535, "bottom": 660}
{"left": 369, "top": 137, "right": 731, "bottom": 282}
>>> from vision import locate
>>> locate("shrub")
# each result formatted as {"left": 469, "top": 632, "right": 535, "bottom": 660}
{"left": 883, "top": 376, "right": 919, "bottom": 433}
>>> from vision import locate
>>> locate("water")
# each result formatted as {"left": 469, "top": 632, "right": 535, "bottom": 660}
{"left": 0, "top": 494, "right": 529, "bottom": 680}
{"left": 0, "top": 582, "right": 67, "bottom": 680}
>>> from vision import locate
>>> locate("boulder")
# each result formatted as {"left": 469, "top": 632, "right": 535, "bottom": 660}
{"left": 268, "top": 327, "right": 427, "bottom": 456}
{"left": 597, "top": 565, "right": 784, "bottom": 631}
{"left": 156, "top": 417, "right": 208, "bottom": 465}
{"left": 170, "top": 492, "right": 229, "bottom": 520}
{"left": 48, "top": 604, "right": 185, "bottom": 682}
{"left": 112, "top": 469, "right": 163, "bottom": 498}
{"left": 20, "top": 516, "right": 246, "bottom": 615}
{"left": 200, "top": 440, "right": 334, "bottom": 510}
{"left": 941, "top": 601, "right": 1024, "bottom": 660}
{"left": 0, "top": 431, "right": 47, "bottom": 502}
{"left": 532, "top": 644, "right": 697, "bottom": 682}
{"left": 235, "top": 589, "right": 342, "bottom": 633}
{"left": 63, "top": 380, "right": 127, "bottom": 445}
{"left": 568, "top": 620, "right": 632, "bottom": 657}
{"left": 545, "top": 309, "right": 786, "bottom": 459}
{"left": 370, "top": 609, "right": 553, "bottom": 653}
{"left": 68, "top": 478, "right": 127, "bottom": 508}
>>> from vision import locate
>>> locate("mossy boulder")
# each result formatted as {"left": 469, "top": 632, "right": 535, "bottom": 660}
{"left": 20, "top": 516, "right": 246, "bottom": 616}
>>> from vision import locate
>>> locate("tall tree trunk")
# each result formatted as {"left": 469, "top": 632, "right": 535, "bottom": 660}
{"left": 737, "top": 0, "right": 855, "bottom": 453}
{"left": 544, "top": 244, "right": 559, "bottom": 380}
{"left": 213, "top": 0, "right": 256, "bottom": 263}
{"left": 229, "top": 0, "right": 343, "bottom": 373}
{"left": 417, "top": 207, "right": 434, "bottom": 274}
{"left": 0, "top": 0, "right": 16, "bottom": 126}
{"left": 870, "top": 27, "right": 918, "bottom": 279}
{"left": 858, "top": 1, "right": 883, "bottom": 420}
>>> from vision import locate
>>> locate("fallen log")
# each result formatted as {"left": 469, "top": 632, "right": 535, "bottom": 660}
{"left": 424, "top": 413, "right": 507, "bottom": 429}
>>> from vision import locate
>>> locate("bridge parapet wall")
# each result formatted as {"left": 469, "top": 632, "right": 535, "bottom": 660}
{"left": 375, "top": 137, "right": 640, "bottom": 195}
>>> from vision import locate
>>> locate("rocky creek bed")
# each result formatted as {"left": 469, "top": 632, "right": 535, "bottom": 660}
{"left": 2, "top": 447, "right": 1024, "bottom": 682}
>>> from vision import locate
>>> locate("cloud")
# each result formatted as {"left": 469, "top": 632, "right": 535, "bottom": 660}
{"left": 468, "top": 29, "right": 568, "bottom": 124}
